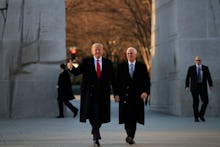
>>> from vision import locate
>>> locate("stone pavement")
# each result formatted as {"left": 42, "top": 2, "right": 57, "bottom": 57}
{"left": 0, "top": 98, "right": 220, "bottom": 147}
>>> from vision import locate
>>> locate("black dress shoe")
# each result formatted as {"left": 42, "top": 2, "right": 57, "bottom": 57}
{"left": 125, "top": 137, "right": 135, "bottom": 144}
{"left": 199, "top": 116, "right": 206, "bottom": 122}
{"left": 94, "top": 140, "right": 100, "bottom": 147}
{"left": 194, "top": 118, "right": 199, "bottom": 122}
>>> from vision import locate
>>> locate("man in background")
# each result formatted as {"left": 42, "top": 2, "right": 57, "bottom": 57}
{"left": 57, "top": 63, "right": 78, "bottom": 118}
{"left": 185, "top": 56, "right": 213, "bottom": 122}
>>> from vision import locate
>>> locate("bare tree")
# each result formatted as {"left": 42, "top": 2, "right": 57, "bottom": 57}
{"left": 66, "top": 0, "right": 151, "bottom": 70}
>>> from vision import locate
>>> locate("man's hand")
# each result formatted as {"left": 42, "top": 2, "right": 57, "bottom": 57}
{"left": 67, "top": 62, "right": 73, "bottom": 70}
{"left": 185, "top": 87, "right": 189, "bottom": 92}
{"left": 141, "top": 92, "right": 148, "bottom": 100}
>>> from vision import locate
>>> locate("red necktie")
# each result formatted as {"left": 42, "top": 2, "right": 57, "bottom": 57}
{"left": 96, "top": 60, "right": 101, "bottom": 79}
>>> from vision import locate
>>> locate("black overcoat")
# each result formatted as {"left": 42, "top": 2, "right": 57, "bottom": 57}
{"left": 116, "top": 61, "right": 150, "bottom": 125}
{"left": 70, "top": 57, "right": 117, "bottom": 123}
{"left": 57, "top": 69, "right": 74, "bottom": 100}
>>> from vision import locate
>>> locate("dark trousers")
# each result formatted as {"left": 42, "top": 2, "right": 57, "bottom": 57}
{"left": 191, "top": 84, "right": 209, "bottom": 119}
{"left": 125, "top": 124, "right": 136, "bottom": 139}
{"left": 124, "top": 110, "right": 137, "bottom": 139}
{"left": 57, "top": 99, "right": 78, "bottom": 116}
{"left": 89, "top": 96, "right": 102, "bottom": 140}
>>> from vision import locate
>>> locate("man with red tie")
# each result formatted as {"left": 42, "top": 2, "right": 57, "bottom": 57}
{"left": 67, "top": 43, "right": 118, "bottom": 146}
{"left": 185, "top": 56, "right": 213, "bottom": 122}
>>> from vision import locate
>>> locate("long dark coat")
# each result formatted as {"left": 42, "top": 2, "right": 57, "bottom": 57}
{"left": 116, "top": 61, "right": 150, "bottom": 125}
{"left": 185, "top": 65, "right": 213, "bottom": 92}
{"left": 70, "top": 57, "right": 117, "bottom": 123}
{"left": 57, "top": 69, "right": 74, "bottom": 100}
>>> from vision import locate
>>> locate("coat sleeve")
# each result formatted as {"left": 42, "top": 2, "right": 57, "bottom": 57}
{"left": 185, "top": 66, "right": 191, "bottom": 88}
{"left": 140, "top": 63, "right": 150, "bottom": 95}
{"left": 69, "top": 58, "right": 86, "bottom": 76}
{"left": 110, "top": 61, "right": 118, "bottom": 96}
{"left": 145, "top": 67, "right": 151, "bottom": 95}
{"left": 206, "top": 66, "right": 213, "bottom": 87}
{"left": 115, "top": 63, "right": 125, "bottom": 96}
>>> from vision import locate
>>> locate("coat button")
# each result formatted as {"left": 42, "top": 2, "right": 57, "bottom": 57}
{"left": 124, "top": 101, "right": 126, "bottom": 104}
{"left": 126, "top": 94, "right": 128, "bottom": 96}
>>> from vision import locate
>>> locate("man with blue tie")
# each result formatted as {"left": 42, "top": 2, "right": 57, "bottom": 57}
{"left": 67, "top": 43, "right": 118, "bottom": 147}
{"left": 185, "top": 56, "right": 213, "bottom": 122}
{"left": 115, "top": 47, "right": 150, "bottom": 145}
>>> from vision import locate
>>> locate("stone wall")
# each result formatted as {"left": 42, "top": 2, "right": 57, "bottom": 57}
{"left": 0, "top": 0, "right": 66, "bottom": 118}
{"left": 1, "top": 0, "right": 220, "bottom": 118}
{"left": 151, "top": 0, "right": 220, "bottom": 116}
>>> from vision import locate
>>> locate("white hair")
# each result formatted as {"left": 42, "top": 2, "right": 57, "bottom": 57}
{"left": 92, "top": 43, "right": 103, "bottom": 48}
{"left": 126, "top": 47, "right": 137, "bottom": 54}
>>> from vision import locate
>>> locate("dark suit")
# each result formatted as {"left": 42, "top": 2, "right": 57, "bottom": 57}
{"left": 116, "top": 61, "right": 150, "bottom": 139}
{"left": 57, "top": 69, "right": 78, "bottom": 117}
{"left": 185, "top": 64, "right": 213, "bottom": 120}
{"left": 69, "top": 57, "right": 117, "bottom": 140}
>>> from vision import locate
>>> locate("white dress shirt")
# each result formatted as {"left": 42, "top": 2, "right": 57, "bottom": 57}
{"left": 94, "top": 57, "right": 102, "bottom": 72}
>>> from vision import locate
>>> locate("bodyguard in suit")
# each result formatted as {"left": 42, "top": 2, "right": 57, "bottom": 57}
{"left": 115, "top": 47, "right": 150, "bottom": 145}
{"left": 56, "top": 63, "right": 78, "bottom": 118}
{"left": 185, "top": 56, "right": 213, "bottom": 122}
{"left": 67, "top": 43, "right": 118, "bottom": 147}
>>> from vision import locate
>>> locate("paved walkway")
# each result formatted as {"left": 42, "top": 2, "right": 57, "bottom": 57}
{"left": 0, "top": 99, "right": 220, "bottom": 147}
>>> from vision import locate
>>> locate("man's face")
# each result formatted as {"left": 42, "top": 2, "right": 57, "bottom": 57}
{"left": 126, "top": 49, "right": 137, "bottom": 62}
{"left": 194, "top": 56, "right": 202, "bottom": 65}
{"left": 91, "top": 45, "right": 103, "bottom": 59}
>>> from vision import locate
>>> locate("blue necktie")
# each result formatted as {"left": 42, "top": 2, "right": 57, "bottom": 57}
{"left": 129, "top": 64, "right": 134, "bottom": 78}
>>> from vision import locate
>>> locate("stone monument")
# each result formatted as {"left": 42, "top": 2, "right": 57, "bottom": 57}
{"left": 1, "top": 0, "right": 219, "bottom": 118}
{"left": 0, "top": 0, "right": 66, "bottom": 118}
{"left": 151, "top": 0, "right": 220, "bottom": 116}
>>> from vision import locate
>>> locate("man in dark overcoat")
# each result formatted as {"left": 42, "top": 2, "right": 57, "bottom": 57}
{"left": 115, "top": 47, "right": 150, "bottom": 145}
{"left": 67, "top": 43, "right": 118, "bottom": 147}
{"left": 57, "top": 63, "right": 78, "bottom": 118}
{"left": 185, "top": 56, "right": 213, "bottom": 122}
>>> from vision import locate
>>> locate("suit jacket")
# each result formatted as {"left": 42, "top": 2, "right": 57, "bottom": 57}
{"left": 185, "top": 64, "right": 213, "bottom": 92}
{"left": 57, "top": 69, "right": 74, "bottom": 100}
{"left": 70, "top": 57, "right": 117, "bottom": 123}
{"left": 116, "top": 61, "right": 150, "bottom": 125}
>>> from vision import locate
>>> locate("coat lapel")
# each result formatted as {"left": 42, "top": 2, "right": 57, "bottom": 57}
{"left": 133, "top": 63, "right": 137, "bottom": 78}
{"left": 101, "top": 59, "right": 105, "bottom": 78}
{"left": 89, "top": 58, "right": 97, "bottom": 78}
{"left": 126, "top": 62, "right": 133, "bottom": 79}
{"left": 193, "top": 65, "right": 197, "bottom": 75}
